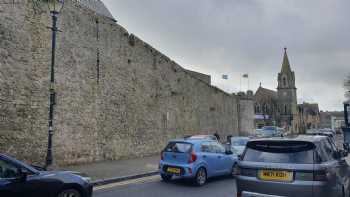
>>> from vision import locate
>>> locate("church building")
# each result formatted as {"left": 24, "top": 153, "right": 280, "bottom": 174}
{"left": 254, "top": 48, "right": 300, "bottom": 133}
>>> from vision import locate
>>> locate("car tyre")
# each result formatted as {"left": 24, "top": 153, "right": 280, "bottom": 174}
{"left": 161, "top": 174, "right": 173, "bottom": 182}
{"left": 57, "top": 189, "right": 81, "bottom": 197}
{"left": 194, "top": 167, "right": 207, "bottom": 186}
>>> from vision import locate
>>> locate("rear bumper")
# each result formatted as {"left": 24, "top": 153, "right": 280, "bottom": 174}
{"left": 159, "top": 161, "right": 196, "bottom": 178}
{"left": 236, "top": 175, "right": 339, "bottom": 197}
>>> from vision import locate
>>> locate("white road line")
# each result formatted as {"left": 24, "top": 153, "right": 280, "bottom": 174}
{"left": 94, "top": 175, "right": 161, "bottom": 191}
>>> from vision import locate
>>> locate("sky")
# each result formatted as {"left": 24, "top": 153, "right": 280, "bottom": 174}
{"left": 102, "top": 0, "right": 349, "bottom": 111}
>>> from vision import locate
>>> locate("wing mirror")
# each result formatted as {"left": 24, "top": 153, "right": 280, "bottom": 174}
{"left": 333, "top": 150, "right": 348, "bottom": 160}
{"left": 225, "top": 150, "right": 233, "bottom": 155}
{"left": 344, "top": 143, "right": 350, "bottom": 152}
{"left": 16, "top": 168, "right": 28, "bottom": 182}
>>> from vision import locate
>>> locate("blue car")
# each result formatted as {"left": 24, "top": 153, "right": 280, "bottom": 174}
{"left": 159, "top": 138, "right": 237, "bottom": 186}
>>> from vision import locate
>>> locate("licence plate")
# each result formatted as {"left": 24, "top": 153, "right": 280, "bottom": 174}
{"left": 258, "top": 170, "right": 293, "bottom": 182}
{"left": 167, "top": 167, "right": 181, "bottom": 174}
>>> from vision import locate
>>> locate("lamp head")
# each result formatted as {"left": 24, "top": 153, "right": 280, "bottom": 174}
{"left": 48, "top": 0, "right": 64, "bottom": 14}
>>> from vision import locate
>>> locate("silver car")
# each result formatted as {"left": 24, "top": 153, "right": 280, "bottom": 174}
{"left": 235, "top": 135, "right": 350, "bottom": 197}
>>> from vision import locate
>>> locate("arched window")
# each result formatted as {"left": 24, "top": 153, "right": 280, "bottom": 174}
{"left": 284, "top": 105, "right": 287, "bottom": 114}
{"left": 283, "top": 77, "right": 287, "bottom": 87}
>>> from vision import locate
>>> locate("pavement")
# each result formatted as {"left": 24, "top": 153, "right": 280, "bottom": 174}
{"left": 62, "top": 155, "right": 159, "bottom": 183}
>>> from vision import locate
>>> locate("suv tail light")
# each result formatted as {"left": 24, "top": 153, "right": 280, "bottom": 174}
{"left": 295, "top": 170, "right": 330, "bottom": 181}
{"left": 188, "top": 151, "right": 197, "bottom": 164}
{"left": 314, "top": 170, "right": 331, "bottom": 181}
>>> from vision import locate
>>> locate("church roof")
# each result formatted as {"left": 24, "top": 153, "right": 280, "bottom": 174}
{"left": 281, "top": 48, "right": 292, "bottom": 73}
{"left": 254, "top": 86, "right": 277, "bottom": 100}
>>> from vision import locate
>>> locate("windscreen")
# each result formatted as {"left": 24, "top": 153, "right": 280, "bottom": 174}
{"left": 164, "top": 142, "right": 192, "bottom": 153}
{"left": 243, "top": 141, "right": 315, "bottom": 164}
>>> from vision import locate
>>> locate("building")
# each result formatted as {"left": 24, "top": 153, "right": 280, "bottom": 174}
{"left": 254, "top": 48, "right": 319, "bottom": 133}
{"left": 319, "top": 111, "right": 345, "bottom": 132}
{"left": 297, "top": 102, "right": 320, "bottom": 132}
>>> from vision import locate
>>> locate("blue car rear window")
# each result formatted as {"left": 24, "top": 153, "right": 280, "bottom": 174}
{"left": 164, "top": 142, "right": 192, "bottom": 153}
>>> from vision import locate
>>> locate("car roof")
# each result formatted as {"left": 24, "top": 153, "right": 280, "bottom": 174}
{"left": 248, "top": 135, "right": 328, "bottom": 143}
{"left": 169, "top": 138, "right": 216, "bottom": 144}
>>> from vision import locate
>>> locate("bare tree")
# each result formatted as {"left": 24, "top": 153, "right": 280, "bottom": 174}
{"left": 345, "top": 74, "right": 350, "bottom": 100}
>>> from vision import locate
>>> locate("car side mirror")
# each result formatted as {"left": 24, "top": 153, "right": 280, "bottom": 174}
{"left": 341, "top": 150, "right": 349, "bottom": 158}
{"left": 333, "top": 151, "right": 342, "bottom": 160}
{"left": 225, "top": 150, "right": 233, "bottom": 155}
{"left": 16, "top": 169, "right": 28, "bottom": 182}
{"left": 344, "top": 143, "right": 350, "bottom": 152}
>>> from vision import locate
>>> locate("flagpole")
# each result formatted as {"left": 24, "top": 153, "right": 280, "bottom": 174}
{"left": 248, "top": 73, "right": 250, "bottom": 90}
{"left": 240, "top": 74, "right": 242, "bottom": 92}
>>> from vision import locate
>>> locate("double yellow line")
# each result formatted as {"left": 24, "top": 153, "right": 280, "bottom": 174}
{"left": 94, "top": 175, "right": 161, "bottom": 191}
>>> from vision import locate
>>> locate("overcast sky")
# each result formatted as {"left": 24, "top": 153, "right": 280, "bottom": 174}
{"left": 102, "top": 0, "right": 349, "bottom": 111}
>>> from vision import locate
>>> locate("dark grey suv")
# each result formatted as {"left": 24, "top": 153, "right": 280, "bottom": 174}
{"left": 236, "top": 135, "right": 350, "bottom": 197}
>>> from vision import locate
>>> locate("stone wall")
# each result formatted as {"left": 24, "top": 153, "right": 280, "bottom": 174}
{"left": 237, "top": 91, "right": 255, "bottom": 136}
{"left": 0, "top": 1, "right": 251, "bottom": 166}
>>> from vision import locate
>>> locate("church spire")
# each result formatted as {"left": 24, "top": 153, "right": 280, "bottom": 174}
{"left": 281, "top": 47, "right": 292, "bottom": 73}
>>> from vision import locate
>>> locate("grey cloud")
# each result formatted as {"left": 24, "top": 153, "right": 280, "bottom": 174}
{"left": 102, "top": 0, "right": 350, "bottom": 110}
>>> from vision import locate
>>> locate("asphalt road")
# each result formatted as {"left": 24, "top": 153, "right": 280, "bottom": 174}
{"left": 94, "top": 175, "right": 237, "bottom": 197}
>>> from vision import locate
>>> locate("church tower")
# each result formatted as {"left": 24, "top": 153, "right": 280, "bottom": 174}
{"left": 277, "top": 48, "right": 298, "bottom": 131}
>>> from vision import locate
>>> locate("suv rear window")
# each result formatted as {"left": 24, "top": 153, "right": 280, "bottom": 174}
{"left": 164, "top": 142, "right": 192, "bottom": 153}
{"left": 243, "top": 141, "right": 315, "bottom": 164}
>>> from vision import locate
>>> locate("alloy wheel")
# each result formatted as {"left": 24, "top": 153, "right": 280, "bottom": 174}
{"left": 196, "top": 168, "right": 207, "bottom": 186}
{"left": 58, "top": 189, "right": 81, "bottom": 197}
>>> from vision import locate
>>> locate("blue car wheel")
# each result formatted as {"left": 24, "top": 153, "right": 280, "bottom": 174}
{"left": 194, "top": 167, "right": 207, "bottom": 186}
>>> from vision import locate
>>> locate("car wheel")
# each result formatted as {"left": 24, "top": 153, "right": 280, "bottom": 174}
{"left": 194, "top": 167, "right": 207, "bottom": 186}
{"left": 161, "top": 174, "right": 173, "bottom": 182}
{"left": 57, "top": 189, "right": 81, "bottom": 197}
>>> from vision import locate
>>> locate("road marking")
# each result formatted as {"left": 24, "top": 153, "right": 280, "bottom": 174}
{"left": 94, "top": 175, "right": 161, "bottom": 191}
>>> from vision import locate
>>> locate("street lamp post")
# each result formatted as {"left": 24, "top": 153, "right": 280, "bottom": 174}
{"left": 45, "top": 0, "right": 64, "bottom": 169}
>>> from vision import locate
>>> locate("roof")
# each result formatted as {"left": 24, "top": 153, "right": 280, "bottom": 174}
{"left": 254, "top": 86, "right": 277, "bottom": 100}
{"left": 249, "top": 135, "right": 328, "bottom": 143}
{"left": 299, "top": 102, "right": 320, "bottom": 115}
{"left": 281, "top": 48, "right": 292, "bottom": 73}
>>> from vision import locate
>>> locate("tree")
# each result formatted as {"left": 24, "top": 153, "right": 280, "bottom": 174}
{"left": 345, "top": 74, "right": 350, "bottom": 100}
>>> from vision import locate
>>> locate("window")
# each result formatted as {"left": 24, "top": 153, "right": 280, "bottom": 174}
{"left": 164, "top": 142, "right": 192, "bottom": 153}
{"left": 243, "top": 143, "right": 315, "bottom": 164}
{"left": 201, "top": 142, "right": 212, "bottom": 153}
{"left": 243, "top": 148, "right": 314, "bottom": 164}
{"left": 211, "top": 142, "right": 225, "bottom": 154}
{"left": 283, "top": 77, "right": 287, "bottom": 86}
{"left": 0, "top": 159, "right": 20, "bottom": 179}
{"left": 284, "top": 105, "right": 287, "bottom": 114}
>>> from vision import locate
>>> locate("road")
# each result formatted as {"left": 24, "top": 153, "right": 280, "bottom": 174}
{"left": 94, "top": 175, "right": 236, "bottom": 197}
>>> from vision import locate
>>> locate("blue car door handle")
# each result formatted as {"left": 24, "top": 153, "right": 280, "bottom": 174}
{"left": 203, "top": 155, "right": 207, "bottom": 158}
{"left": 218, "top": 156, "right": 222, "bottom": 159}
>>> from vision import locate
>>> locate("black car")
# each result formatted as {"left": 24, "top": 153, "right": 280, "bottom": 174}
{"left": 0, "top": 154, "right": 93, "bottom": 197}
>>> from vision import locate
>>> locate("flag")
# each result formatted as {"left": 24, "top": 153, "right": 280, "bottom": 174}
{"left": 242, "top": 74, "right": 249, "bottom": 78}
{"left": 222, "top": 75, "right": 228, "bottom": 80}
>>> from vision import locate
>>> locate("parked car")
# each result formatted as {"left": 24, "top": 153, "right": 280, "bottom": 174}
{"left": 159, "top": 138, "right": 237, "bottom": 186}
{"left": 0, "top": 154, "right": 93, "bottom": 197}
{"left": 306, "top": 129, "right": 336, "bottom": 144}
{"left": 228, "top": 137, "right": 250, "bottom": 156}
{"left": 235, "top": 135, "right": 350, "bottom": 197}
{"left": 256, "top": 126, "right": 283, "bottom": 138}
